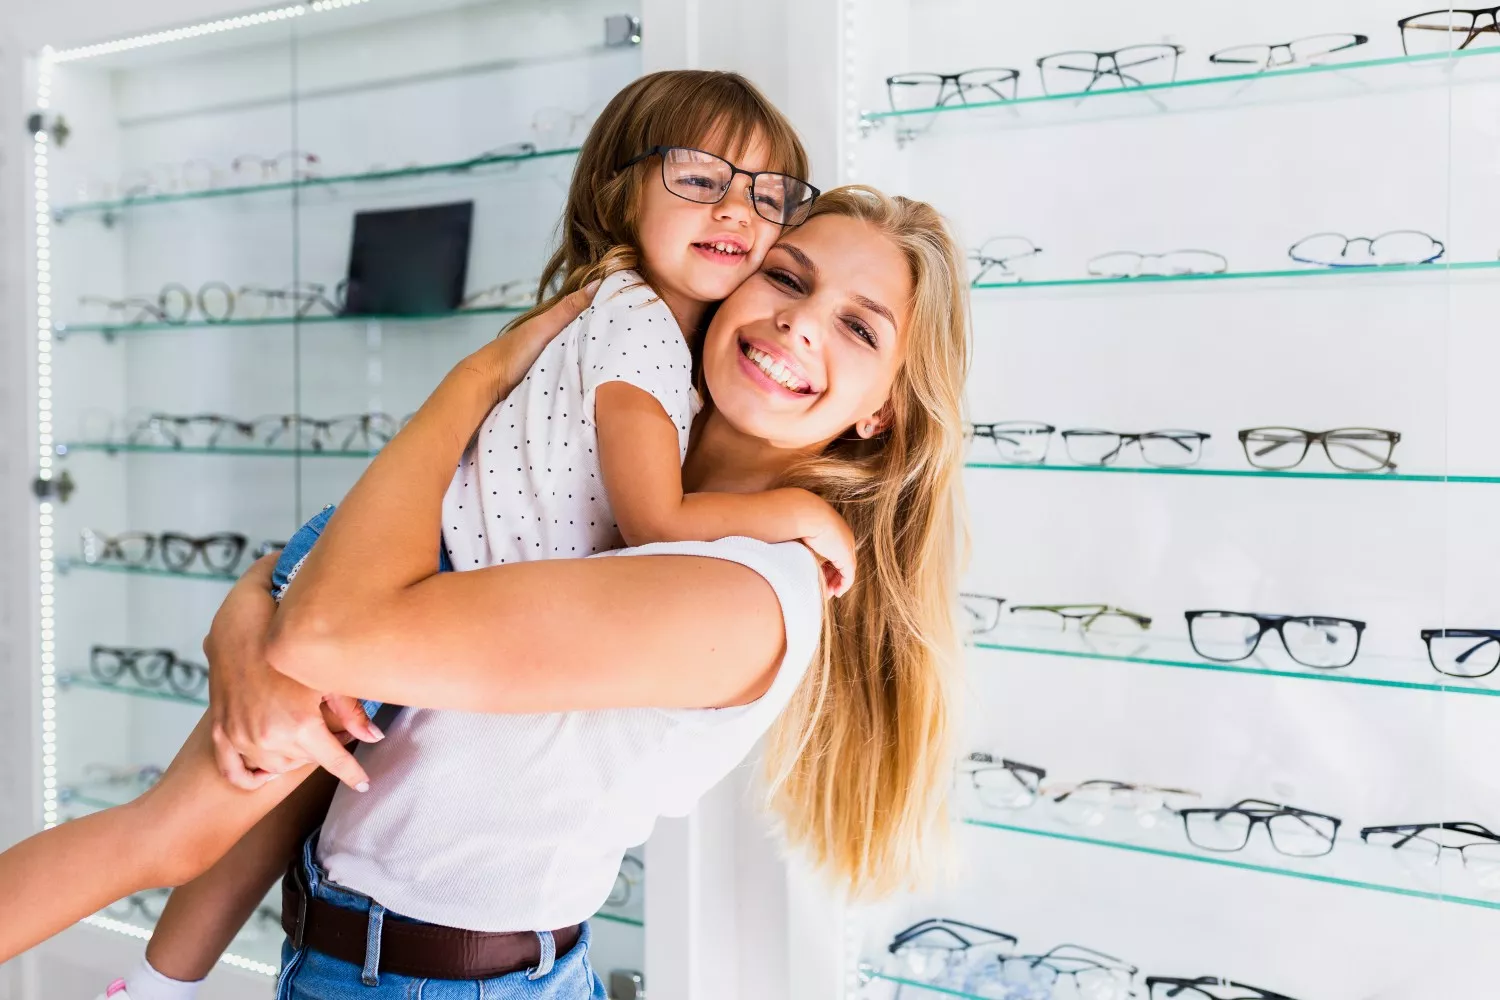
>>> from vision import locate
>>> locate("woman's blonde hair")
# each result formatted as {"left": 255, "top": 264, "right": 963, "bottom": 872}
{"left": 509, "top": 70, "right": 810, "bottom": 331}
{"left": 764, "top": 185, "right": 971, "bottom": 898}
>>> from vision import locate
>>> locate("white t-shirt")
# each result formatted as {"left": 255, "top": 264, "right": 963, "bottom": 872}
{"left": 440, "top": 269, "right": 699, "bottom": 568}
{"left": 316, "top": 536, "right": 824, "bottom": 931}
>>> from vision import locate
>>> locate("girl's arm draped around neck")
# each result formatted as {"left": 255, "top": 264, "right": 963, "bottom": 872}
{"left": 264, "top": 291, "right": 795, "bottom": 718}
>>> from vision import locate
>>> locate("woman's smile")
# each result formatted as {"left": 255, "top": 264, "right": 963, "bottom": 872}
{"left": 738, "top": 338, "right": 817, "bottom": 395}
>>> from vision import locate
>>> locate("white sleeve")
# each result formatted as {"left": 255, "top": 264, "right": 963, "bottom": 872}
{"left": 577, "top": 272, "right": 697, "bottom": 449}
{"left": 594, "top": 536, "right": 825, "bottom": 718}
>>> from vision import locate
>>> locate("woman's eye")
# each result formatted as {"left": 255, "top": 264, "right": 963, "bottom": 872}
{"left": 846, "top": 318, "right": 878, "bottom": 347}
{"left": 764, "top": 268, "right": 804, "bottom": 293}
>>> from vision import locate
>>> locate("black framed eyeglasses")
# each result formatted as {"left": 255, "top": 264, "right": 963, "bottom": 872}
{"left": 1185, "top": 610, "right": 1366, "bottom": 670}
{"left": 1209, "top": 33, "right": 1368, "bottom": 70}
{"left": 885, "top": 917, "right": 1018, "bottom": 986}
{"left": 250, "top": 412, "right": 397, "bottom": 453}
{"left": 1420, "top": 629, "right": 1500, "bottom": 678}
{"left": 1288, "top": 230, "right": 1444, "bottom": 267}
{"left": 965, "top": 421, "right": 1055, "bottom": 464}
{"left": 159, "top": 532, "right": 248, "bottom": 574}
{"left": 126, "top": 412, "right": 255, "bottom": 449}
{"left": 1148, "top": 976, "right": 1302, "bottom": 1000}
{"left": 90, "top": 645, "right": 209, "bottom": 698}
{"left": 962, "top": 751, "right": 1047, "bottom": 810}
{"left": 1061, "top": 428, "right": 1210, "bottom": 468}
{"left": 1238, "top": 426, "right": 1400, "bottom": 473}
{"left": 1399, "top": 6, "right": 1500, "bottom": 56}
{"left": 1177, "top": 798, "right": 1341, "bottom": 857}
{"left": 1036, "top": 45, "right": 1184, "bottom": 96}
{"left": 886, "top": 69, "right": 1021, "bottom": 113}
{"left": 619, "top": 146, "right": 819, "bottom": 227}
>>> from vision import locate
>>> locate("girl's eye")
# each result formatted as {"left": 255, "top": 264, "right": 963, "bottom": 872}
{"left": 764, "top": 267, "right": 804, "bottom": 293}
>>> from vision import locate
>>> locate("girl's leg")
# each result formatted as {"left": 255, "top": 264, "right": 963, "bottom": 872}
{"left": 0, "top": 711, "right": 321, "bottom": 962}
{"left": 144, "top": 766, "right": 337, "bottom": 982}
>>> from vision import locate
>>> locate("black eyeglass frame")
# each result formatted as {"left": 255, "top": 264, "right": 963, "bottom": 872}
{"left": 1035, "top": 45, "right": 1185, "bottom": 96}
{"left": 1359, "top": 820, "right": 1500, "bottom": 861}
{"left": 1147, "top": 975, "right": 1300, "bottom": 1000}
{"left": 1208, "top": 33, "right": 1369, "bottom": 69}
{"left": 1184, "top": 610, "right": 1367, "bottom": 670}
{"left": 1237, "top": 426, "right": 1401, "bottom": 473}
{"left": 885, "top": 69, "right": 1022, "bottom": 113}
{"left": 1398, "top": 6, "right": 1500, "bottom": 56}
{"left": 618, "top": 145, "right": 820, "bottom": 227}
{"left": 887, "top": 917, "right": 1018, "bottom": 955}
{"left": 1060, "top": 428, "right": 1211, "bottom": 468}
{"left": 1176, "top": 797, "right": 1342, "bottom": 857}
{"left": 1420, "top": 628, "right": 1500, "bottom": 678}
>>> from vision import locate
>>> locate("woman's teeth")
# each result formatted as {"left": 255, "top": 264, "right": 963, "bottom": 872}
{"left": 743, "top": 344, "right": 811, "bottom": 393}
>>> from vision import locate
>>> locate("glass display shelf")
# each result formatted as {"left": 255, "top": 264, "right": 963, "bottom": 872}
{"left": 83, "top": 911, "right": 282, "bottom": 976}
{"left": 55, "top": 304, "right": 527, "bottom": 341}
{"left": 863, "top": 45, "right": 1500, "bottom": 133}
{"left": 52, "top": 146, "right": 583, "bottom": 221}
{"left": 61, "top": 442, "right": 378, "bottom": 460}
{"left": 972, "top": 259, "right": 1500, "bottom": 292}
{"left": 858, "top": 970, "right": 988, "bottom": 999}
{"left": 964, "top": 811, "right": 1500, "bottom": 911}
{"left": 964, "top": 461, "right": 1500, "bottom": 484}
{"left": 59, "top": 673, "right": 209, "bottom": 707}
{"left": 56, "top": 558, "right": 239, "bottom": 583}
{"left": 971, "top": 634, "right": 1500, "bottom": 698}
{"left": 593, "top": 910, "right": 646, "bottom": 929}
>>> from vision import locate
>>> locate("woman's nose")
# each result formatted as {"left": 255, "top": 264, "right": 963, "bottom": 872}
{"left": 779, "top": 304, "right": 823, "bottom": 349}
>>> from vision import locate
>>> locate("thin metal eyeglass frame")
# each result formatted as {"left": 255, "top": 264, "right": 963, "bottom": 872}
{"left": 1208, "top": 33, "right": 1369, "bottom": 70}
{"left": 1035, "top": 45, "right": 1184, "bottom": 96}
{"left": 1009, "top": 604, "right": 1154, "bottom": 632}
{"left": 1060, "top": 428, "right": 1211, "bottom": 468}
{"left": 1359, "top": 820, "right": 1500, "bottom": 866}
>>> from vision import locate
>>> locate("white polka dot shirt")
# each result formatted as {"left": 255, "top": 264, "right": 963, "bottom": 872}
{"left": 441, "top": 270, "right": 701, "bottom": 570}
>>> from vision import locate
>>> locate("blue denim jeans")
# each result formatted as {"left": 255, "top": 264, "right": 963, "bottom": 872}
{"left": 275, "top": 835, "right": 608, "bottom": 998}
{"left": 270, "top": 504, "right": 453, "bottom": 723}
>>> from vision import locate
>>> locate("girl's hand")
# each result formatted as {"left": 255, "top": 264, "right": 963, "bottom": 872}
{"left": 794, "top": 494, "right": 858, "bottom": 598}
{"left": 205, "top": 555, "right": 378, "bottom": 792}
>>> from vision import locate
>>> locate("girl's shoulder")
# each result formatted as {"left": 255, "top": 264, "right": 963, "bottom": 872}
{"left": 593, "top": 268, "right": 677, "bottom": 326}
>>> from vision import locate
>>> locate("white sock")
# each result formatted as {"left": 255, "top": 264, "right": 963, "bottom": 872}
{"left": 123, "top": 958, "right": 204, "bottom": 1000}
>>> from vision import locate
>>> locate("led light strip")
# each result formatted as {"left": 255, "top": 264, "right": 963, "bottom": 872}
{"left": 33, "top": 52, "right": 58, "bottom": 831}
{"left": 81, "top": 917, "right": 278, "bottom": 977}
{"left": 842, "top": 0, "right": 859, "bottom": 183}
{"left": 47, "top": 0, "right": 370, "bottom": 63}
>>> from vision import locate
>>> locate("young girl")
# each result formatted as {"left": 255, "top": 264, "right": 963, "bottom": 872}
{"left": 0, "top": 70, "right": 848, "bottom": 986}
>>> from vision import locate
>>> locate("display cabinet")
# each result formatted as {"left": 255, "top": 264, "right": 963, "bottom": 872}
{"left": 848, "top": 0, "right": 1500, "bottom": 997}
{"left": 25, "top": 0, "right": 646, "bottom": 985}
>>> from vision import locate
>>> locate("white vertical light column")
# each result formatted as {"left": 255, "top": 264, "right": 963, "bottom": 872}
{"left": 32, "top": 49, "right": 59, "bottom": 833}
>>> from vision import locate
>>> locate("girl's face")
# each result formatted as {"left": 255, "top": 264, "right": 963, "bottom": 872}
{"left": 635, "top": 134, "right": 786, "bottom": 325}
{"left": 700, "top": 213, "right": 912, "bottom": 451}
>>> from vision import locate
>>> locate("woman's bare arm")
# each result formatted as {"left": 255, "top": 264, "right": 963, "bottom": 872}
{"left": 272, "top": 550, "right": 788, "bottom": 715}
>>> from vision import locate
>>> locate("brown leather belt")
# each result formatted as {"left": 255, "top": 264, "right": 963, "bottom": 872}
{"left": 281, "top": 860, "right": 581, "bottom": 980}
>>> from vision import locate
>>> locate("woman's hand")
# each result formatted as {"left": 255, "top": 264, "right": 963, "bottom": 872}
{"left": 470, "top": 281, "right": 601, "bottom": 401}
{"left": 205, "top": 554, "right": 379, "bottom": 792}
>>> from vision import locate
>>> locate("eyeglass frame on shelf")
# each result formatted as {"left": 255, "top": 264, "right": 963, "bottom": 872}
{"left": 1176, "top": 797, "right": 1342, "bottom": 857}
{"left": 1207, "top": 33, "right": 1369, "bottom": 70}
{"left": 1420, "top": 628, "right": 1500, "bottom": 678}
{"left": 1184, "top": 610, "right": 1367, "bottom": 670}
{"left": 1398, "top": 6, "right": 1500, "bottom": 56}
{"left": 1035, "top": 44, "right": 1185, "bottom": 96}
{"left": 1237, "top": 426, "right": 1400, "bottom": 473}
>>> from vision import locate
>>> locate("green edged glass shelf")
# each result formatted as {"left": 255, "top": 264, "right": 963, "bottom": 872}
{"left": 965, "top": 461, "right": 1500, "bottom": 484}
{"left": 56, "top": 304, "right": 526, "bottom": 340}
{"left": 863, "top": 45, "right": 1500, "bottom": 132}
{"left": 972, "top": 259, "right": 1500, "bottom": 292}
{"left": 972, "top": 634, "right": 1500, "bottom": 697}
{"left": 858, "top": 970, "right": 988, "bottom": 999}
{"left": 57, "top": 557, "right": 238, "bottom": 583}
{"left": 964, "top": 813, "right": 1500, "bottom": 911}
{"left": 592, "top": 909, "right": 645, "bottom": 929}
{"left": 61, "top": 441, "right": 378, "bottom": 460}
{"left": 59, "top": 672, "right": 209, "bottom": 707}
{"left": 53, "top": 146, "right": 582, "bottom": 221}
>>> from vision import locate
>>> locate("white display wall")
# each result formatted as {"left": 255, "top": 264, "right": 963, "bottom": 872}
{"left": 848, "top": 1, "right": 1500, "bottom": 998}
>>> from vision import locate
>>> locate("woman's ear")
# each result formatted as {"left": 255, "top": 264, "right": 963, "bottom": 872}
{"left": 855, "top": 401, "right": 895, "bottom": 440}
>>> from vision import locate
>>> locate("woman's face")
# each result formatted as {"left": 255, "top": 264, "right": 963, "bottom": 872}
{"left": 700, "top": 213, "right": 912, "bottom": 450}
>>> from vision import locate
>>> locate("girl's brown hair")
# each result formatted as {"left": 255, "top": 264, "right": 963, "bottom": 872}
{"left": 509, "top": 70, "right": 810, "bottom": 331}
{"left": 763, "top": 185, "right": 971, "bottom": 898}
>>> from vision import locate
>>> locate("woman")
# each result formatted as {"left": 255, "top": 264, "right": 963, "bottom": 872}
{"left": 139, "top": 186, "right": 967, "bottom": 997}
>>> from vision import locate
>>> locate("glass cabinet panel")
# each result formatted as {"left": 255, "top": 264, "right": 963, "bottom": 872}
{"left": 35, "top": 0, "right": 643, "bottom": 982}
